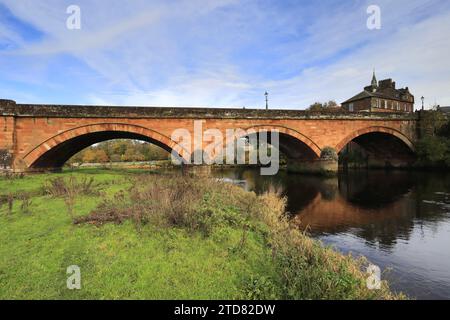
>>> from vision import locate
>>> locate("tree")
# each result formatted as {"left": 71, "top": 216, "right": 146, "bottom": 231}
{"left": 95, "top": 149, "right": 110, "bottom": 163}
{"left": 307, "top": 100, "right": 339, "bottom": 112}
{"left": 415, "top": 110, "right": 450, "bottom": 167}
{"left": 68, "top": 139, "right": 170, "bottom": 165}
{"left": 438, "top": 120, "right": 450, "bottom": 138}
{"left": 82, "top": 149, "right": 97, "bottom": 163}
{"left": 416, "top": 136, "right": 449, "bottom": 164}
{"left": 308, "top": 102, "right": 324, "bottom": 112}
{"left": 144, "top": 144, "right": 169, "bottom": 161}
{"left": 419, "top": 109, "right": 447, "bottom": 137}
{"left": 110, "top": 154, "right": 122, "bottom": 162}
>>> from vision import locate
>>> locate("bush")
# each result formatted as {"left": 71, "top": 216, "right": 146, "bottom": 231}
{"left": 239, "top": 275, "right": 279, "bottom": 300}
{"left": 0, "top": 149, "right": 13, "bottom": 169}
{"left": 44, "top": 176, "right": 100, "bottom": 197}
{"left": 320, "top": 147, "right": 338, "bottom": 161}
{"left": 20, "top": 194, "right": 32, "bottom": 215}
{"left": 75, "top": 175, "right": 253, "bottom": 236}
{"left": 416, "top": 136, "right": 450, "bottom": 166}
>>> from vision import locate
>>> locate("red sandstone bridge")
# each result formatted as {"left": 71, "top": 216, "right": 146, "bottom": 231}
{"left": 0, "top": 99, "right": 418, "bottom": 173}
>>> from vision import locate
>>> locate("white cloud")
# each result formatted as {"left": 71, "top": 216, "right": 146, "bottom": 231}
{"left": 0, "top": 0, "right": 449, "bottom": 109}
{"left": 288, "top": 6, "right": 450, "bottom": 109}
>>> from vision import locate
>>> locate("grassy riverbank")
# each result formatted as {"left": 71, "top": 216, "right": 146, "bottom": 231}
{"left": 0, "top": 169, "right": 402, "bottom": 300}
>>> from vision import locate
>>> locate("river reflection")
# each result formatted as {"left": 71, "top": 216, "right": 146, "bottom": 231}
{"left": 212, "top": 168, "right": 450, "bottom": 300}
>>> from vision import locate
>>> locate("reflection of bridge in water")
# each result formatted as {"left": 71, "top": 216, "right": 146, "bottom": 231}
{"left": 292, "top": 174, "right": 416, "bottom": 248}
{"left": 217, "top": 169, "right": 450, "bottom": 250}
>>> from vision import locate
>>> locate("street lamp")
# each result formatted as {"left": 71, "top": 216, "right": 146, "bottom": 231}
{"left": 265, "top": 92, "right": 269, "bottom": 110}
{"left": 421, "top": 96, "right": 425, "bottom": 110}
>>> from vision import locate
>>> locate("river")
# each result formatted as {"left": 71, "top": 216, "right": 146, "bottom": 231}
{"left": 212, "top": 168, "right": 450, "bottom": 300}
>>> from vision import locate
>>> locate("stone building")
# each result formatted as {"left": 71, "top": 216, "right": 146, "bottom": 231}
{"left": 342, "top": 72, "right": 414, "bottom": 113}
{"left": 439, "top": 106, "right": 450, "bottom": 113}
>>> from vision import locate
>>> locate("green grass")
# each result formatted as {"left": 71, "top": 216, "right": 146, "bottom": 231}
{"left": 0, "top": 169, "right": 276, "bottom": 299}
{"left": 0, "top": 168, "right": 402, "bottom": 300}
{"left": 1, "top": 168, "right": 128, "bottom": 194}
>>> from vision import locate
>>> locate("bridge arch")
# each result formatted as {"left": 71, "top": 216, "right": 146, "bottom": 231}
{"left": 244, "top": 125, "right": 322, "bottom": 159}
{"left": 23, "top": 123, "right": 189, "bottom": 170}
{"left": 207, "top": 125, "right": 321, "bottom": 161}
{"left": 335, "top": 126, "right": 415, "bottom": 153}
{"left": 335, "top": 126, "right": 416, "bottom": 167}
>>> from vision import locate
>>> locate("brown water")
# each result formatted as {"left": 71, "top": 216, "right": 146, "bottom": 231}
{"left": 213, "top": 168, "right": 450, "bottom": 300}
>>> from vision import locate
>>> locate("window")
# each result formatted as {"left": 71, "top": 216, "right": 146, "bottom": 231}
{"left": 349, "top": 103, "right": 354, "bottom": 112}
{"left": 384, "top": 100, "right": 387, "bottom": 109}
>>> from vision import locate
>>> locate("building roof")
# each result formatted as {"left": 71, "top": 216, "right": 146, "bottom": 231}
{"left": 342, "top": 74, "right": 413, "bottom": 105}
{"left": 440, "top": 106, "right": 450, "bottom": 113}
{"left": 342, "top": 90, "right": 407, "bottom": 104}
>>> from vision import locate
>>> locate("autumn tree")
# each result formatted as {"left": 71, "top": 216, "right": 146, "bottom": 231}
{"left": 82, "top": 149, "right": 98, "bottom": 163}
{"left": 68, "top": 139, "right": 169, "bottom": 164}
{"left": 307, "top": 100, "right": 339, "bottom": 112}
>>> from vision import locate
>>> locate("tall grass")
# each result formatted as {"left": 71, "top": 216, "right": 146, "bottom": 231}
{"left": 75, "top": 175, "right": 249, "bottom": 237}
{"left": 43, "top": 176, "right": 99, "bottom": 197}
{"left": 74, "top": 173, "right": 403, "bottom": 300}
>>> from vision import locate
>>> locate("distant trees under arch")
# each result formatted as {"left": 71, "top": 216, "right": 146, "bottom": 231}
{"left": 68, "top": 140, "right": 170, "bottom": 164}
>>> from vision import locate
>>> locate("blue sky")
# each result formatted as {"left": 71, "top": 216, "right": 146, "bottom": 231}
{"left": 1, "top": 0, "right": 450, "bottom": 109}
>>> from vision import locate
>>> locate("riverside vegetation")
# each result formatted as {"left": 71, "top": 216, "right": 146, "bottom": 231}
{"left": 0, "top": 168, "right": 403, "bottom": 299}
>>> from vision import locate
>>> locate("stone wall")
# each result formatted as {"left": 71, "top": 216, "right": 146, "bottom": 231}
{"left": 0, "top": 100, "right": 419, "bottom": 172}
{"left": 0, "top": 100, "right": 16, "bottom": 158}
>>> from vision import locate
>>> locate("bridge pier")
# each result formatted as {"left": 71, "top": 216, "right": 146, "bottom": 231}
{"left": 287, "top": 159, "right": 338, "bottom": 175}
{"left": 182, "top": 164, "right": 212, "bottom": 177}
{"left": 0, "top": 100, "right": 16, "bottom": 173}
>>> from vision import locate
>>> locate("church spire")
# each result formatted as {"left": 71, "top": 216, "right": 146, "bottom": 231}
{"left": 371, "top": 69, "right": 378, "bottom": 88}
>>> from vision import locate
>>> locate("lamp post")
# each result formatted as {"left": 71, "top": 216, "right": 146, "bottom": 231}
{"left": 265, "top": 92, "right": 269, "bottom": 110}
{"left": 421, "top": 96, "right": 425, "bottom": 111}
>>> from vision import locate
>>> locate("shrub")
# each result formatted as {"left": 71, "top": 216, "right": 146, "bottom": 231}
{"left": 75, "top": 175, "right": 252, "bottom": 236}
{"left": 239, "top": 275, "right": 279, "bottom": 300}
{"left": 416, "top": 135, "right": 450, "bottom": 166}
{"left": 0, "top": 149, "right": 12, "bottom": 169}
{"left": 320, "top": 147, "right": 338, "bottom": 161}
{"left": 20, "top": 194, "right": 32, "bottom": 215}
{"left": 44, "top": 176, "right": 99, "bottom": 197}
{"left": 7, "top": 193, "right": 13, "bottom": 216}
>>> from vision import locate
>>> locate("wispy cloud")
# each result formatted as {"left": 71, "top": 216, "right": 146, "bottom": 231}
{"left": 0, "top": 0, "right": 449, "bottom": 108}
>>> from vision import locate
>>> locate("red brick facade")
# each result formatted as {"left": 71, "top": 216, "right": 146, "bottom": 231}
{"left": 1, "top": 100, "right": 418, "bottom": 172}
